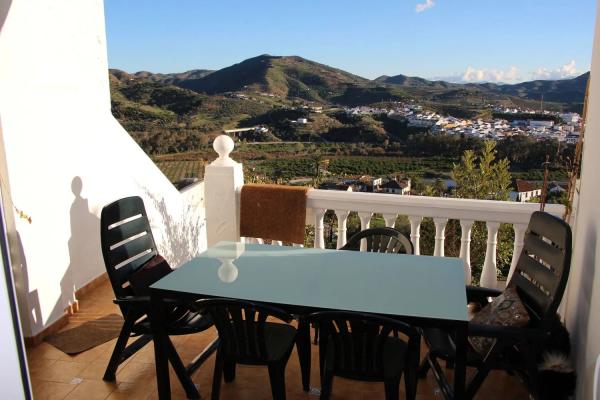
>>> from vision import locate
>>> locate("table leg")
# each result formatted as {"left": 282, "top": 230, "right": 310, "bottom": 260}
{"left": 296, "top": 317, "right": 311, "bottom": 391}
{"left": 453, "top": 321, "right": 467, "bottom": 400}
{"left": 151, "top": 292, "right": 171, "bottom": 400}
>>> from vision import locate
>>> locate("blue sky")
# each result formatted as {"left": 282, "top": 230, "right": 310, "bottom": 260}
{"left": 104, "top": 0, "right": 597, "bottom": 83}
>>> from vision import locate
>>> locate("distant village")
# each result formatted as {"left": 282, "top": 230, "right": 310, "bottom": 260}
{"left": 344, "top": 102, "right": 582, "bottom": 144}
{"left": 317, "top": 174, "right": 567, "bottom": 203}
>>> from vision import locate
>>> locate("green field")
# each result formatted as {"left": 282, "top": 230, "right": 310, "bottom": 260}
{"left": 155, "top": 160, "right": 205, "bottom": 183}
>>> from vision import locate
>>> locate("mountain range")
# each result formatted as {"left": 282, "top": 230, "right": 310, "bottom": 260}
{"left": 111, "top": 54, "right": 589, "bottom": 108}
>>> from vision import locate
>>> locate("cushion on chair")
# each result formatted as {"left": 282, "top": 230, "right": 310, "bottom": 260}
{"left": 128, "top": 254, "right": 173, "bottom": 296}
{"left": 468, "top": 285, "right": 530, "bottom": 356}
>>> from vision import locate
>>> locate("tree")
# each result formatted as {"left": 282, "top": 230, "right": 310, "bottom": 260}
{"left": 451, "top": 141, "right": 514, "bottom": 283}
{"left": 453, "top": 140, "right": 511, "bottom": 200}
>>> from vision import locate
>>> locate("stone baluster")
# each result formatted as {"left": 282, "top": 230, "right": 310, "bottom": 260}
{"left": 408, "top": 216, "right": 422, "bottom": 255}
{"left": 314, "top": 209, "right": 326, "bottom": 249}
{"left": 480, "top": 221, "right": 500, "bottom": 288}
{"left": 204, "top": 135, "right": 244, "bottom": 246}
{"left": 357, "top": 212, "right": 373, "bottom": 251}
{"left": 433, "top": 218, "right": 448, "bottom": 257}
{"left": 507, "top": 223, "right": 527, "bottom": 284}
{"left": 382, "top": 213, "right": 397, "bottom": 228}
{"left": 459, "top": 220, "right": 474, "bottom": 284}
{"left": 335, "top": 210, "right": 350, "bottom": 249}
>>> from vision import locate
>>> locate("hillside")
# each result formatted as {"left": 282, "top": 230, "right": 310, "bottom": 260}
{"left": 377, "top": 72, "right": 589, "bottom": 106}
{"left": 109, "top": 54, "right": 589, "bottom": 155}
{"left": 174, "top": 54, "right": 369, "bottom": 102}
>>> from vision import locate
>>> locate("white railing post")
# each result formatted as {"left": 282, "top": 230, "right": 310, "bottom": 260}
{"left": 358, "top": 212, "right": 372, "bottom": 251}
{"left": 204, "top": 135, "right": 244, "bottom": 246}
{"left": 314, "top": 208, "right": 326, "bottom": 249}
{"left": 335, "top": 210, "right": 350, "bottom": 249}
{"left": 433, "top": 218, "right": 447, "bottom": 257}
{"left": 481, "top": 221, "right": 500, "bottom": 288}
{"left": 382, "top": 213, "right": 397, "bottom": 228}
{"left": 408, "top": 216, "right": 422, "bottom": 255}
{"left": 507, "top": 223, "right": 527, "bottom": 284}
{"left": 459, "top": 220, "right": 474, "bottom": 284}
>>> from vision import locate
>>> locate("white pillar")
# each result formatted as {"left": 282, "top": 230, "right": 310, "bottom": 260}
{"left": 314, "top": 209, "right": 326, "bottom": 249}
{"left": 459, "top": 220, "right": 474, "bottom": 285}
{"left": 408, "top": 216, "right": 422, "bottom": 255}
{"left": 507, "top": 223, "right": 527, "bottom": 284}
{"left": 480, "top": 221, "right": 500, "bottom": 288}
{"left": 357, "top": 212, "right": 372, "bottom": 251}
{"left": 382, "top": 213, "right": 397, "bottom": 228}
{"left": 433, "top": 218, "right": 447, "bottom": 257}
{"left": 335, "top": 210, "right": 350, "bottom": 249}
{"left": 204, "top": 135, "right": 244, "bottom": 246}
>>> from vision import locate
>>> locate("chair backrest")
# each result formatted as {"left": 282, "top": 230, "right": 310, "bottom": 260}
{"left": 100, "top": 196, "right": 158, "bottom": 301}
{"left": 198, "top": 298, "right": 293, "bottom": 363}
{"left": 309, "top": 311, "right": 419, "bottom": 379}
{"left": 509, "top": 211, "right": 572, "bottom": 326}
{"left": 341, "top": 227, "right": 413, "bottom": 254}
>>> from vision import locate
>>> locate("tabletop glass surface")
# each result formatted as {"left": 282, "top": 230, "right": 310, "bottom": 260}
{"left": 152, "top": 241, "right": 468, "bottom": 322}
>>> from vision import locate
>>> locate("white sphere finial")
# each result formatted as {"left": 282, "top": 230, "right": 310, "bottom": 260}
{"left": 211, "top": 135, "right": 236, "bottom": 166}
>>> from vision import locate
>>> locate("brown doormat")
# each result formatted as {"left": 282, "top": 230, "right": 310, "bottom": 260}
{"left": 45, "top": 314, "right": 124, "bottom": 354}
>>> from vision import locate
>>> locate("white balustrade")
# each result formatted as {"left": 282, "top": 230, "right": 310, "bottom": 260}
{"left": 459, "top": 220, "right": 474, "bottom": 284}
{"left": 480, "top": 222, "right": 500, "bottom": 288}
{"left": 408, "top": 216, "right": 422, "bottom": 255}
{"left": 382, "top": 213, "right": 397, "bottom": 228}
{"left": 433, "top": 218, "right": 448, "bottom": 257}
{"left": 335, "top": 210, "right": 350, "bottom": 249}
{"left": 357, "top": 212, "right": 373, "bottom": 251}
{"left": 506, "top": 223, "right": 527, "bottom": 284}
{"left": 313, "top": 208, "right": 326, "bottom": 249}
{"left": 208, "top": 135, "right": 567, "bottom": 288}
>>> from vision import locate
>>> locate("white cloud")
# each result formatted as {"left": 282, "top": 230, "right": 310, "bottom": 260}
{"left": 531, "top": 60, "right": 579, "bottom": 80}
{"left": 461, "top": 66, "right": 520, "bottom": 83}
{"left": 416, "top": 0, "right": 435, "bottom": 13}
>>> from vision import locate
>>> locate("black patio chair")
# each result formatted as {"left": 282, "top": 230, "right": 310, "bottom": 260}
{"left": 100, "top": 196, "right": 217, "bottom": 399}
{"left": 340, "top": 227, "right": 414, "bottom": 255}
{"left": 418, "top": 211, "right": 572, "bottom": 400}
{"left": 308, "top": 311, "right": 421, "bottom": 400}
{"left": 198, "top": 298, "right": 298, "bottom": 400}
{"left": 311, "top": 227, "right": 414, "bottom": 344}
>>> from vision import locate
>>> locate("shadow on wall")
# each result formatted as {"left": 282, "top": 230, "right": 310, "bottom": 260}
{"left": 15, "top": 232, "right": 42, "bottom": 334}
{"left": 0, "top": 0, "right": 12, "bottom": 32}
{"left": 49, "top": 177, "right": 102, "bottom": 322}
{"left": 143, "top": 188, "right": 205, "bottom": 267}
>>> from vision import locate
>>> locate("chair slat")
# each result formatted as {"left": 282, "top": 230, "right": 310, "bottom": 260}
{"left": 523, "top": 234, "right": 565, "bottom": 270}
{"left": 107, "top": 234, "right": 155, "bottom": 268}
{"left": 106, "top": 216, "right": 151, "bottom": 246}
{"left": 517, "top": 254, "right": 557, "bottom": 294}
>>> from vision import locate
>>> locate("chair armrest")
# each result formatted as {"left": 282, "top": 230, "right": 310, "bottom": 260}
{"left": 468, "top": 323, "right": 546, "bottom": 340}
{"left": 113, "top": 296, "right": 189, "bottom": 306}
{"left": 113, "top": 296, "right": 150, "bottom": 305}
{"left": 466, "top": 285, "right": 503, "bottom": 304}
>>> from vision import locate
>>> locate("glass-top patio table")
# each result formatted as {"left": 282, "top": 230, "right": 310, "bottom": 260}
{"left": 150, "top": 241, "right": 469, "bottom": 399}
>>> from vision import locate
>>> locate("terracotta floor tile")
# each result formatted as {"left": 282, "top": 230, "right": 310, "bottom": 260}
{"left": 26, "top": 279, "right": 531, "bottom": 400}
{"left": 34, "top": 360, "right": 88, "bottom": 384}
{"left": 31, "top": 379, "right": 77, "bottom": 400}
{"left": 104, "top": 381, "right": 156, "bottom": 400}
{"left": 63, "top": 379, "right": 116, "bottom": 400}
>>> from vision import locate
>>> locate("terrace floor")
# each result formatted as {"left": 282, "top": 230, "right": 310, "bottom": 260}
{"left": 26, "top": 280, "right": 530, "bottom": 400}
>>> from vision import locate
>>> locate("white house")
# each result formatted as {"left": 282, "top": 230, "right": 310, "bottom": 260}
{"left": 509, "top": 179, "right": 542, "bottom": 202}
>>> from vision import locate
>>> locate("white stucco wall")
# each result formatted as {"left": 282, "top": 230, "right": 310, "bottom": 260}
{"left": 564, "top": 2, "right": 600, "bottom": 398}
{"left": 0, "top": 0, "right": 206, "bottom": 336}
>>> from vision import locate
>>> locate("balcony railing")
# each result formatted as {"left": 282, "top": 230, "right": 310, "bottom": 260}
{"left": 205, "top": 135, "right": 565, "bottom": 289}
